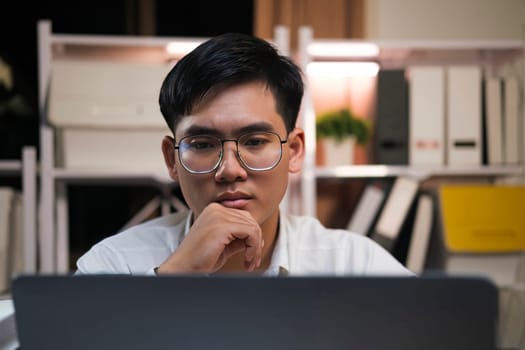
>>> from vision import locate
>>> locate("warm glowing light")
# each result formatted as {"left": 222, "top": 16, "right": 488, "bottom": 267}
{"left": 306, "top": 62, "right": 380, "bottom": 77}
{"left": 165, "top": 41, "right": 203, "bottom": 56}
{"left": 307, "top": 41, "right": 379, "bottom": 58}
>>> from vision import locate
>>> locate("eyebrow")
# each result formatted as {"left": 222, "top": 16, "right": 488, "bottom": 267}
{"left": 182, "top": 122, "right": 277, "bottom": 138}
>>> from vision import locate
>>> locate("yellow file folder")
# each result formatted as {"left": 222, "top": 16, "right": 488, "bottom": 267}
{"left": 439, "top": 185, "right": 525, "bottom": 252}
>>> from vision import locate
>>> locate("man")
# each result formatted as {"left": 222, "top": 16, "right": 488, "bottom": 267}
{"left": 76, "top": 33, "right": 411, "bottom": 276}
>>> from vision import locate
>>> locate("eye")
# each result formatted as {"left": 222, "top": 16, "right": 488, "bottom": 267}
{"left": 183, "top": 137, "right": 219, "bottom": 152}
{"left": 241, "top": 134, "right": 272, "bottom": 148}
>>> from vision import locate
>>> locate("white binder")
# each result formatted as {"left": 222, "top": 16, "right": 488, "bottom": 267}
{"left": 346, "top": 183, "right": 385, "bottom": 236}
{"left": 484, "top": 77, "right": 504, "bottom": 165}
{"left": 503, "top": 76, "right": 521, "bottom": 164}
{"left": 408, "top": 66, "right": 445, "bottom": 165}
{"left": 405, "top": 193, "right": 433, "bottom": 274}
{"left": 446, "top": 65, "right": 482, "bottom": 165}
{"left": 371, "top": 176, "right": 420, "bottom": 251}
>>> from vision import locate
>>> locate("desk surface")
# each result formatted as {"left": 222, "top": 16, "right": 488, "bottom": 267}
{"left": 0, "top": 300, "right": 18, "bottom": 350}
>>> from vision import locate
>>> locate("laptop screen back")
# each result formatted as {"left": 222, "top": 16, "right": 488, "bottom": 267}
{"left": 12, "top": 274, "right": 498, "bottom": 350}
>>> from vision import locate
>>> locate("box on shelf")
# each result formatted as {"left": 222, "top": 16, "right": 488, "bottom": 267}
{"left": 48, "top": 59, "right": 174, "bottom": 173}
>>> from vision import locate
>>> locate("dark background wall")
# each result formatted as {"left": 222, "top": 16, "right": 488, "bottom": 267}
{"left": 0, "top": 0, "right": 254, "bottom": 268}
{"left": 1, "top": 0, "right": 254, "bottom": 158}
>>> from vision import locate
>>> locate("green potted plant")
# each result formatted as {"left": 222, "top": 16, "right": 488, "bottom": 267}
{"left": 316, "top": 108, "right": 370, "bottom": 166}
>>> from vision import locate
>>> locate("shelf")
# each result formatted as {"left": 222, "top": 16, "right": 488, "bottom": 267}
{"left": 52, "top": 168, "right": 173, "bottom": 185}
{"left": 309, "top": 38, "right": 524, "bottom": 53}
{"left": 51, "top": 33, "right": 201, "bottom": 47}
{"left": 307, "top": 38, "right": 524, "bottom": 69}
{"left": 0, "top": 161, "right": 22, "bottom": 176}
{"left": 37, "top": 20, "right": 292, "bottom": 274}
{"left": 295, "top": 25, "right": 525, "bottom": 219}
{"left": 314, "top": 165, "right": 525, "bottom": 180}
{"left": 46, "top": 28, "right": 208, "bottom": 63}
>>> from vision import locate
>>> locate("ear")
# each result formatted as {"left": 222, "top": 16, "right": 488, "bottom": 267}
{"left": 286, "top": 128, "right": 305, "bottom": 174}
{"left": 161, "top": 136, "right": 179, "bottom": 182}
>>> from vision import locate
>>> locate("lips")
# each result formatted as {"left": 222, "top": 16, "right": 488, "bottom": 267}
{"left": 215, "top": 192, "right": 252, "bottom": 209}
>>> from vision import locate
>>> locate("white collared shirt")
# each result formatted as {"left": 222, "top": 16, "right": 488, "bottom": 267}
{"left": 76, "top": 210, "right": 413, "bottom": 276}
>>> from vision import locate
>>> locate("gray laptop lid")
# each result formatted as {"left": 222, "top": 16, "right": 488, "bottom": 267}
{"left": 12, "top": 274, "right": 498, "bottom": 350}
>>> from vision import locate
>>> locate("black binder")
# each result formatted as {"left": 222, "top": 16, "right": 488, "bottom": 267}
{"left": 374, "top": 69, "right": 409, "bottom": 164}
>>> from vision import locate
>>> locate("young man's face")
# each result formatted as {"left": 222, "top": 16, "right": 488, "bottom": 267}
{"left": 162, "top": 81, "right": 305, "bottom": 228}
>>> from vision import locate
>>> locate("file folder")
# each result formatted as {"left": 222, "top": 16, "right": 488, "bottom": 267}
{"left": 425, "top": 185, "right": 525, "bottom": 287}
{"left": 439, "top": 185, "right": 525, "bottom": 252}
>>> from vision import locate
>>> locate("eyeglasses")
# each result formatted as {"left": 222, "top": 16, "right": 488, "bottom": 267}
{"left": 174, "top": 131, "right": 288, "bottom": 174}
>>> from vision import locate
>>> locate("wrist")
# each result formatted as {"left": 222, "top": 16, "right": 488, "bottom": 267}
{"left": 156, "top": 253, "right": 198, "bottom": 275}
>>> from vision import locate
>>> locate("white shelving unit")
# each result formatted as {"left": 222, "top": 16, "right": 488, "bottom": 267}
{"left": 37, "top": 20, "right": 291, "bottom": 273}
{"left": 295, "top": 26, "right": 525, "bottom": 218}
{"left": 36, "top": 20, "right": 204, "bottom": 273}
{"left": 0, "top": 146, "right": 38, "bottom": 274}
{"left": 314, "top": 164, "right": 525, "bottom": 179}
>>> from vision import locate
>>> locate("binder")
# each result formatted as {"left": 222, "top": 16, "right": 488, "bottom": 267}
{"left": 503, "top": 76, "right": 521, "bottom": 164}
{"left": 346, "top": 182, "right": 386, "bottom": 236}
{"left": 370, "top": 176, "right": 419, "bottom": 251}
{"left": 483, "top": 77, "right": 504, "bottom": 164}
{"left": 0, "top": 188, "right": 15, "bottom": 294}
{"left": 446, "top": 65, "right": 482, "bottom": 165}
{"left": 374, "top": 69, "right": 409, "bottom": 165}
{"left": 8, "top": 192, "right": 24, "bottom": 277}
{"left": 405, "top": 193, "right": 434, "bottom": 274}
{"left": 408, "top": 66, "right": 445, "bottom": 165}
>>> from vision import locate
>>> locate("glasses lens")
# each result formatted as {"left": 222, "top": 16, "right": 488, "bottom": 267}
{"left": 179, "top": 136, "right": 221, "bottom": 173}
{"left": 177, "top": 132, "right": 284, "bottom": 173}
{"left": 238, "top": 132, "right": 283, "bottom": 171}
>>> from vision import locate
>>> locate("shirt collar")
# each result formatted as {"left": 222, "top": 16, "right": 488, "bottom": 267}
{"left": 183, "top": 210, "right": 193, "bottom": 235}
{"left": 265, "top": 213, "right": 290, "bottom": 276}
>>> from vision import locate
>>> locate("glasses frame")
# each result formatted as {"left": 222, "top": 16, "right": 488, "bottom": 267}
{"left": 174, "top": 131, "right": 288, "bottom": 174}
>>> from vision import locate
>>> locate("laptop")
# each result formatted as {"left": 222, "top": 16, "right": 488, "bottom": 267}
{"left": 12, "top": 274, "right": 498, "bottom": 350}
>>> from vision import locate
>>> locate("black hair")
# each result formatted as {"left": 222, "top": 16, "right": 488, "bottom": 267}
{"left": 159, "top": 32, "right": 304, "bottom": 134}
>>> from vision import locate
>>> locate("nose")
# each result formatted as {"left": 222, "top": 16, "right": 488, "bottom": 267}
{"left": 214, "top": 141, "right": 248, "bottom": 182}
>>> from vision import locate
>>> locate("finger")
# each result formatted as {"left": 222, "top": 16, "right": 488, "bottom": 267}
{"left": 240, "top": 231, "right": 263, "bottom": 271}
{"left": 219, "top": 209, "right": 262, "bottom": 268}
{"left": 191, "top": 203, "right": 263, "bottom": 271}
{"left": 226, "top": 227, "right": 262, "bottom": 271}
{"left": 222, "top": 239, "right": 245, "bottom": 260}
